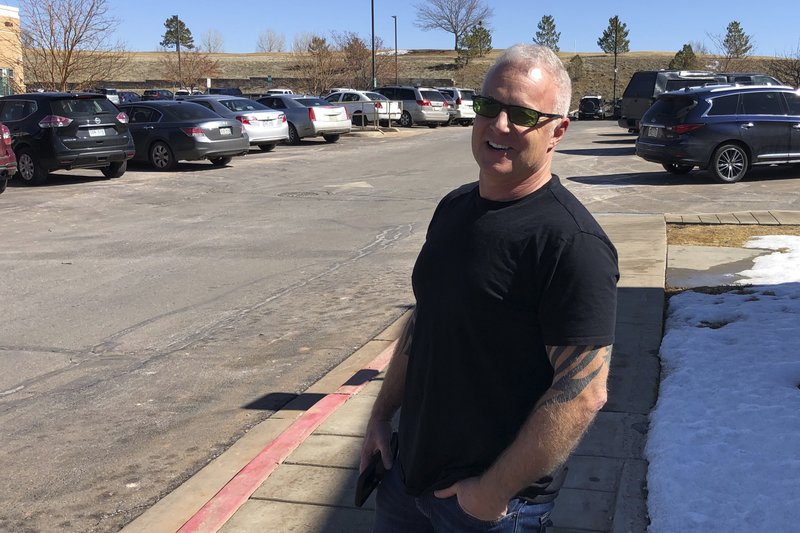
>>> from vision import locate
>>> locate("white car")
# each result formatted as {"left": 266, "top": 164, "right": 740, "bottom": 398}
{"left": 435, "top": 87, "right": 476, "bottom": 126}
{"left": 185, "top": 95, "right": 289, "bottom": 152}
{"left": 323, "top": 90, "right": 402, "bottom": 126}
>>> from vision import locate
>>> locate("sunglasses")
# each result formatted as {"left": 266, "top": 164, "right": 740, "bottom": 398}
{"left": 472, "top": 95, "right": 563, "bottom": 127}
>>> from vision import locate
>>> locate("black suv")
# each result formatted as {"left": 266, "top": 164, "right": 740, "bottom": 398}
{"left": 635, "top": 85, "right": 800, "bottom": 183}
{"left": 0, "top": 92, "right": 135, "bottom": 184}
{"left": 578, "top": 95, "right": 606, "bottom": 120}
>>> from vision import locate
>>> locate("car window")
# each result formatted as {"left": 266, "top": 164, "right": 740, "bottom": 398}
{"left": 220, "top": 99, "right": 268, "bottom": 112}
{"left": 343, "top": 93, "right": 360, "bottom": 102}
{"left": 438, "top": 89, "right": 454, "bottom": 98}
{"left": 51, "top": 97, "right": 117, "bottom": 115}
{"left": 297, "top": 98, "right": 331, "bottom": 107}
{"left": 324, "top": 94, "right": 340, "bottom": 102}
{"left": 127, "top": 107, "right": 160, "bottom": 123}
{"left": 194, "top": 101, "right": 215, "bottom": 111}
{"left": 647, "top": 95, "right": 696, "bottom": 121}
{"left": 0, "top": 99, "right": 36, "bottom": 121}
{"left": 421, "top": 90, "right": 443, "bottom": 101}
{"left": 785, "top": 93, "right": 800, "bottom": 115}
{"left": 741, "top": 92, "right": 783, "bottom": 115}
{"left": 399, "top": 89, "right": 415, "bottom": 100}
{"left": 707, "top": 94, "right": 739, "bottom": 116}
{"left": 365, "top": 92, "right": 387, "bottom": 101}
{"left": 165, "top": 103, "right": 222, "bottom": 120}
{"left": 623, "top": 72, "right": 658, "bottom": 97}
{"left": 459, "top": 90, "right": 475, "bottom": 100}
{"left": 664, "top": 79, "right": 717, "bottom": 91}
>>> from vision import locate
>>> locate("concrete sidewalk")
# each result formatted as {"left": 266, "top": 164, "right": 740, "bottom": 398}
{"left": 122, "top": 211, "right": 800, "bottom": 533}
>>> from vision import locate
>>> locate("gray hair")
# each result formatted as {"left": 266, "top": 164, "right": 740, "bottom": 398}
{"left": 482, "top": 44, "right": 572, "bottom": 116}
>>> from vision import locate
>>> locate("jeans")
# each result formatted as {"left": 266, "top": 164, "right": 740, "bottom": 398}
{"left": 373, "top": 461, "right": 554, "bottom": 533}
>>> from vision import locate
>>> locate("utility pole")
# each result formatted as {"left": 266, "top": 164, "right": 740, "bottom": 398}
{"left": 176, "top": 15, "right": 182, "bottom": 88}
{"left": 370, "top": 0, "right": 376, "bottom": 88}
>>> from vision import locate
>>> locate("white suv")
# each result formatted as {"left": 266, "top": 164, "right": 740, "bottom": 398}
{"left": 435, "top": 87, "right": 476, "bottom": 126}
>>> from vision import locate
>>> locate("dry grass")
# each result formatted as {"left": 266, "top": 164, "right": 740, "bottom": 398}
{"left": 667, "top": 224, "right": 800, "bottom": 247}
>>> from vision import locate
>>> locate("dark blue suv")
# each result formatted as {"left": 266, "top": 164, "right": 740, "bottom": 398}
{"left": 635, "top": 84, "right": 800, "bottom": 183}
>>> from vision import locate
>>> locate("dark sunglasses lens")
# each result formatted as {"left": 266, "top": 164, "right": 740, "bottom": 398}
{"left": 474, "top": 96, "right": 500, "bottom": 118}
{"left": 509, "top": 106, "right": 540, "bottom": 126}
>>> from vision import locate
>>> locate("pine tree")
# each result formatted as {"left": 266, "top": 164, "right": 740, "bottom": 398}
{"left": 669, "top": 44, "right": 698, "bottom": 69}
{"left": 533, "top": 15, "right": 560, "bottom": 52}
{"left": 597, "top": 16, "right": 629, "bottom": 54}
{"left": 160, "top": 16, "right": 194, "bottom": 50}
{"left": 722, "top": 21, "right": 753, "bottom": 58}
{"left": 457, "top": 22, "right": 492, "bottom": 67}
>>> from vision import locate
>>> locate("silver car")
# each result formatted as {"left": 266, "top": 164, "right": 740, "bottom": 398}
{"left": 323, "top": 90, "right": 402, "bottom": 126}
{"left": 256, "top": 95, "right": 351, "bottom": 144}
{"left": 184, "top": 95, "right": 289, "bottom": 152}
{"left": 372, "top": 86, "right": 449, "bottom": 128}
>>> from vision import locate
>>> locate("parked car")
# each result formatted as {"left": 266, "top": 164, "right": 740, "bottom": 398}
{"left": 618, "top": 70, "right": 727, "bottom": 132}
{"left": 372, "top": 85, "right": 450, "bottom": 128}
{"left": 118, "top": 100, "right": 249, "bottom": 170}
{"left": 635, "top": 84, "right": 800, "bottom": 183}
{"left": 256, "top": 94, "right": 350, "bottom": 144}
{"left": 118, "top": 91, "right": 141, "bottom": 104}
{"left": 208, "top": 87, "right": 242, "bottom": 96}
{"left": 0, "top": 121, "right": 17, "bottom": 194}
{"left": 438, "top": 91, "right": 457, "bottom": 126}
{"left": 92, "top": 87, "right": 120, "bottom": 104}
{"left": 435, "top": 87, "right": 476, "bottom": 125}
{"left": 323, "top": 90, "right": 401, "bottom": 126}
{"left": 263, "top": 88, "right": 294, "bottom": 95}
{"left": 578, "top": 95, "right": 606, "bottom": 120}
{"left": 719, "top": 73, "right": 784, "bottom": 86}
{"left": 184, "top": 95, "right": 288, "bottom": 151}
{"left": 0, "top": 92, "right": 134, "bottom": 184}
{"left": 174, "top": 89, "right": 205, "bottom": 98}
{"left": 141, "top": 89, "right": 174, "bottom": 101}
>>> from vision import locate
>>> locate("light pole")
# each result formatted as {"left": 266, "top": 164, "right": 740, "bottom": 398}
{"left": 392, "top": 15, "right": 398, "bottom": 84}
{"left": 370, "top": 0, "right": 376, "bottom": 88}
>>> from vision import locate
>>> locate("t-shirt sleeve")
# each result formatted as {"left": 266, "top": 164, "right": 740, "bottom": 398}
{"left": 539, "top": 232, "right": 619, "bottom": 346}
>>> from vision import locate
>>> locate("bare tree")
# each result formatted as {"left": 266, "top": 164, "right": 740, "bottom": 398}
{"left": 19, "top": 0, "right": 129, "bottom": 91}
{"left": 689, "top": 40, "right": 710, "bottom": 56}
{"left": 158, "top": 48, "right": 219, "bottom": 90}
{"left": 414, "top": 0, "right": 493, "bottom": 51}
{"left": 331, "top": 32, "right": 392, "bottom": 89}
{"left": 256, "top": 29, "right": 285, "bottom": 52}
{"left": 292, "top": 32, "right": 315, "bottom": 54}
{"left": 768, "top": 44, "right": 800, "bottom": 87}
{"left": 293, "top": 35, "right": 338, "bottom": 95}
{"left": 201, "top": 29, "right": 225, "bottom": 53}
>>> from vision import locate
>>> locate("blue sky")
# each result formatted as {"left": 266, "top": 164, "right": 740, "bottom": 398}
{"left": 4, "top": 0, "right": 800, "bottom": 55}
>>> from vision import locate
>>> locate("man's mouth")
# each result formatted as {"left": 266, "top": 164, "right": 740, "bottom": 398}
{"left": 488, "top": 141, "right": 510, "bottom": 150}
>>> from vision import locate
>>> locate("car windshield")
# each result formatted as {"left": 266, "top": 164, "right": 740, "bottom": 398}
{"left": 365, "top": 92, "right": 388, "bottom": 101}
{"left": 460, "top": 90, "right": 475, "bottom": 100}
{"left": 220, "top": 99, "right": 270, "bottom": 112}
{"left": 164, "top": 103, "right": 222, "bottom": 120}
{"left": 297, "top": 98, "right": 332, "bottom": 107}
{"left": 647, "top": 95, "right": 696, "bottom": 121}
{"left": 51, "top": 97, "right": 117, "bottom": 115}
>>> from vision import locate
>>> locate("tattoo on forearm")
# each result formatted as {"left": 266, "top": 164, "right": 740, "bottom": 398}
{"left": 538, "top": 345, "right": 612, "bottom": 409}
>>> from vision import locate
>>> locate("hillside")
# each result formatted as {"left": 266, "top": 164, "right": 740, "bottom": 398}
{"left": 114, "top": 49, "right": 782, "bottom": 110}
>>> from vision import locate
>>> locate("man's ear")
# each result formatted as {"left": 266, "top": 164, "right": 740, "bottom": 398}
{"left": 549, "top": 117, "right": 570, "bottom": 149}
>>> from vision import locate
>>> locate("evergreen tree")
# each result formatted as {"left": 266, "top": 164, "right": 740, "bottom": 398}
{"left": 597, "top": 16, "right": 629, "bottom": 54}
{"left": 533, "top": 15, "right": 560, "bottom": 52}
{"left": 722, "top": 21, "right": 753, "bottom": 58}
{"left": 457, "top": 21, "right": 492, "bottom": 67}
{"left": 669, "top": 44, "right": 698, "bottom": 69}
{"left": 160, "top": 16, "right": 194, "bottom": 50}
{"left": 567, "top": 54, "right": 584, "bottom": 81}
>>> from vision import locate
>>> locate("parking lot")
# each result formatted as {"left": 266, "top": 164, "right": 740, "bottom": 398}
{"left": 1, "top": 121, "right": 800, "bottom": 532}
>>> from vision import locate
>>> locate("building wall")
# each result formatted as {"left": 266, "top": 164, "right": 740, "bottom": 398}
{"left": 0, "top": 4, "right": 24, "bottom": 94}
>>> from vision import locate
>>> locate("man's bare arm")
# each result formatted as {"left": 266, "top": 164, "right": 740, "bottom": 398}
{"left": 359, "top": 309, "right": 415, "bottom": 470}
{"left": 436, "top": 344, "right": 612, "bottom": 518}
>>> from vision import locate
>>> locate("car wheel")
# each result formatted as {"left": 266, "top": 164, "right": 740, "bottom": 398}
{"left": 399, "top": 111, "right": 412, "bottom": 128}
{"left": 322, "top": 134, "right": 340, "bottom": 143}
{"left": 15, "top": 148, "right": 48, "bottom": 185}
{"left": 258, "top": 143, "right": 276, "bottom": 152}
{"left": 352, "top": 113, "right": 367, "bottom": 127}
{"left": 149, "top": 141, "right": 176, "bottom": 171}
{"left": 428, "top": 123, "right": 440, "bottom": 129}
{"left": 711, "top": 143, "right": 748, "bottom": 183}
{"left": 460, "top": 120, "right": 472, "bottom": 127}
{"left": 288, "top": 123, "right": 301, "bottom": 145}
{"left": 662, "top": 163, "right": 694, "bottom": 175}
{"left": 209, "top": 156, "right": 232, "bottom": 166}
{"left": 101, "top": 160, "right": 127, "bottom": 179}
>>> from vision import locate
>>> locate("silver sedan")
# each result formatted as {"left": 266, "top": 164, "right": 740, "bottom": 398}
{"left": 184, "top": 95, "right": 289, "bottom": 152}
{"left": 256, "top": 95, "right": 351, "bottom": 144}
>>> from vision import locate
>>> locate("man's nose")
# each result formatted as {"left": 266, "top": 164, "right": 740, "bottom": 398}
{"left": 488, "top": 109, "right": 512, "bottom": 132}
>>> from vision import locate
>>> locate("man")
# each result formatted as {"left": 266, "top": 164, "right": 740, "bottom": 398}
{"left": 360, "top": 44, "right": 619, "bottom": 532}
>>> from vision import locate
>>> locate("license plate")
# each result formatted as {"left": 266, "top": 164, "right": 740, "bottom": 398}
{"left": 646, "top": 126, "right": 659, "bottom": 138}
{"left": 88, "top": 128, "right": 104, "bottom": 137}
{"left": 219, "top": 127, "right": 232, "bottom": 136}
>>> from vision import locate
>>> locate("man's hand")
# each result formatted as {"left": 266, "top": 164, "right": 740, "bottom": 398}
{"left": 433, "top": 476, "right": 508, "bottom": 522}
{"left": 359, "top": 418, "right": 394, "bottom": 472}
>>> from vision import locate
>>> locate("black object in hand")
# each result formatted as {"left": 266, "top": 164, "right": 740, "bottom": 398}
{"left": 355, "top": 432, "right": 398, "bottom": 507}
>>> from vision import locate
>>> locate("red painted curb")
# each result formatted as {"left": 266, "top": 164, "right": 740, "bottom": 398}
{"left": 177, "top": 339, "right": 397, "bottom": 533}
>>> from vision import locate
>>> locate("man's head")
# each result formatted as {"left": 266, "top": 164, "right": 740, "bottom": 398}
{"left": 472, "top": 44, "right": 572, "bottom": 201}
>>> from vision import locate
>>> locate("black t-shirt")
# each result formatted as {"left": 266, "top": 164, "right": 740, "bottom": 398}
{"left": 399, "top": 175, "right": 619, "bottom": 498}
